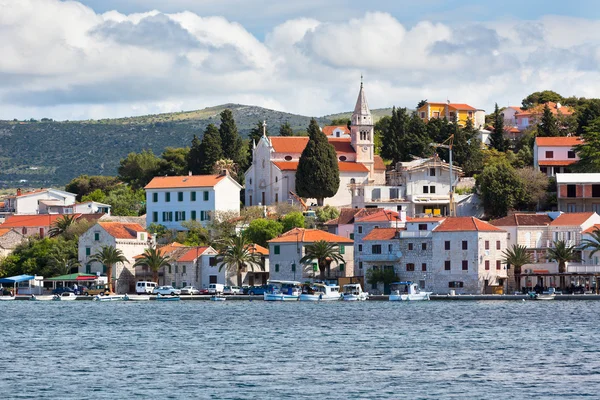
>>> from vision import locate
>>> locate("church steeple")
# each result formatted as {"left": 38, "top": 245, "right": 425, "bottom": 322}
{"left": 350, "top": 78, "right": 375, "bottom": 170}
{"left": 352, "top": 76, "right": 372, "bottom": 126}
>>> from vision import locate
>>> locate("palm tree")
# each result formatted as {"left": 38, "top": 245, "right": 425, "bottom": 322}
{"left": 133, "top": 246, "right": 172, "bottom": 284}
{"left": 502, "top": 244, "right": 532, "bottom": 293}
{"left": 216, "top": 235, "right": 262, "bottom": 287}
{"left": 50, "top": 255, "right": 81, "bottom": 276}
{"left": 581, "top": 227, "right": 600, "bottom": 258}
{"left": 48, "top": 215, "right": 77, "bottom": 238}
{"left": 213, "top": 158, "right": 238, "bottom": 179}
{"left": 300, "top": 240, "right": 345, "bottom": 281}
{"left": 89, "top": 245, "right": 128, "bottom": 293}
{"left": 547, "top": 240, "right": 580, "bottom": 288}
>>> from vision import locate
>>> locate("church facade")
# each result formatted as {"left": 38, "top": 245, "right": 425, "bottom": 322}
{"left": 244, "top": 83, "right": 386, "bottom": 207}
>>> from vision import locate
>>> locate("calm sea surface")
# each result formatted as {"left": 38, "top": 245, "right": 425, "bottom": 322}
{"left": 1, "top": 300, "right": 600, "bottom": 399}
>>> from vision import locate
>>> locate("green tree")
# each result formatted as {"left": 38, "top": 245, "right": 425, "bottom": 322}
{"left": 180, "top": 220, "right": 210, "bottom": 246}
{"left": 187, "top": 135, "right": 203, "bottom": 175}
{"left": 501, "top": 244, "right": 532, "bottom": 293}
{"left": 192, "top": 124, "right": 223, "bottom": 175}
{"left": 280, "top": 211, "right": 305, "bottom": 232}
{"left": 219, "top": 109, "right": 244, "bottom": 169}
{"left": 81, "top": 189, "right": 106, "bottom": 203}
{"left": 514, "top": 167, "right": 549, "bottom": 211}
{"left": 216, "top": 235, "right": 263, "bottom": 287}
{"left": 1, "top": 237, "right": 78, "bottom": 278}
{"left": 88, "top": 245, "right": 128, "bottom": 293}
{"left": 329, "top": 118, "right": 351, "bottom": 130}
{"left": 454, "top": 118, "right": 484, "bottom": 176}
{"left": 65, "top": 175, "right": 121, "bottom": 201}
{"left": 489, "top": 103, "right": 508, "bottom": 151}
{"left": 244, "top": 218, "right": 283, "bottom": 247}
{"left": 366, "top": 267, "right": 399, "bottom": 294}
{"left": 48, "top": 215, "right": 77, "bottom": 238}
{"left": 416, "top": 99, "right": 428, "bottom": 109}
{"left": 102, "top": 186, "right": 146, "bottom": 216}
{"left": 49, "top": 252, "right": 81, "bottom": 276}
{"left": 537, "top": 103, "right": 559, "bottom": 137}
{"left": 296, "top": 118, "right": 340, "bottom": 206}
{"left": 133, "top": 246, "right": 172, "bottom": 284}
{"left": 581, "top": 228, "right": 600, "bottom": 260}
{"left": 279, "top": 121, "right": 294, "bottom": 136}
{"left": 576, "top": 99, "right": 600, "bottom": 135}
{"left": 156, "top": 147, "right": 189, "bottom": 176}
{"left": 300, "top": 240, "right": 345, "bottom": 281}
{"left": 315, "top": 205, "right": 340, "bottom": 223}
{"left": 405, "top": 112, "right": 432, "bottom": 160}
{"left": 381, "top": 107, "right": 409, "bottom": 164}
{"left": 118, "top": 150, "right": 160, "bottom": 190}
{"left": 521, "top": 90, "right": 563, "bottom": 109}
{"left": 476, "top": 160, "right": 526, "bottom": 218}
{"left": 147, "top": 223, "right": 169, "bottom": 243}
{"left": 573, "top": 117, "right": 600, "bottom": 172}
{"left": 374, "top": 116, "right": 391, "bottom": 156}
{"left": 547, "top": 240, "right": 579, "bottom": 288}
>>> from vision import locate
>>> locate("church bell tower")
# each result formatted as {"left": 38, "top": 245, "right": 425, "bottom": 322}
{"left": 350, "top": 78, "right": 374, "bottom": 175}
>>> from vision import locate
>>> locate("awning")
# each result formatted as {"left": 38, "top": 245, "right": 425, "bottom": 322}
{"left": 533, "top": 270, "right": 549, "bottom": 274}
{"left": 0, "top": 274, "right": 35, "bottom": 283}
{"left": 76, "top": 275, "right": 98, "bottom": 281}
{"left": 47, "top": 273, "right": 97, "bottom": 281}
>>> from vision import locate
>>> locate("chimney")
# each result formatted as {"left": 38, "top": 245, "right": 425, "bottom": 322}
{"left": 556, "top": 102, "right": 561, "bottom": 109}
{"left": 188, "top": 171, "right": 192, "bottom": 176}
{"left": 220, "top": 169, "right": 229, "bottom": 177}
{"left": 16, "top": 188, "right": 22, "bottom": 196}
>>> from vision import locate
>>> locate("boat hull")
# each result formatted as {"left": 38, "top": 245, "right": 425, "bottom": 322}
{"left": 264, "top": 293, "right": 299, "bottom": 301}
{"left": 342, "top": 294, "right": 368, "bottom": 301}
{"left": 298, "top": 294, "right": 340, "bottom": 301}
{"left": 210, "top": 296, "right": 226, "bottom": 301}
{"left": 155, "top": 295, "right": 181, "bottom": 301}
{"left": 94, "top": 295, "right": 126, "bottom": 301}
{"left": 0, "top": 296, "right": 15, "bottom": 301}
{"left": 123, "top": 295, "right": 150, "bottom": 301}
{"left": 389, "top": 293, "right": 431, "bottom": 301}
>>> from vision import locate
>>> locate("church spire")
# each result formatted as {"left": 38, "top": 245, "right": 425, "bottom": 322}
{"left": 352, "top": 77, "right": 372, "bottom": 126}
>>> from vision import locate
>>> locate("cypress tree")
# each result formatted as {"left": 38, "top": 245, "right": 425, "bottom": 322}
{"left": 187, "top": 135, "right": 202, "bottom": 175}
{"left": 194, "top": 124, "right": 222, "bottom": 175}
{"left": 405, "top": 112, "right": 431, "bottom": 159}
{"left": 295, "top": 118, "right": 340, "bottom": 206}
{"left": 490, "top": 103, "right": 508, "bottom": 152}
{"left": 381, "top": 107, "right": 410, "bottom": 164}
{"left": 538, "top": 103, "right": 560, "bottom": 137}
{"left": 573, "top": 117, "right": 600, "bottom": 172}
{"left": 219, "top": 109, "right": 244, "bottom": 168}
{"left": 279, "top": 122, "right": 294, "bottom": 136}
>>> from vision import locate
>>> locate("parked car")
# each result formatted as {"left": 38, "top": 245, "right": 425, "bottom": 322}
{"left": 223, "top": 286, "right": 241, "bottom": 295}
{"left": 198, "top": 288, "right": 210, "bottom": 295}
{"left": 244, "top": 285, "right": 269, "bottom": 295}
{"left": 52, "top": 286, "right": 74, "bottom": 295}
{"left": 136, "top": 281, "right": 158, "bottom": 294}
{"left": 153, "top": 286, "right": 181, "bottom": 295}
{"left": 84, "top": 284, "right": 111, "bottom": 296}
{"left": 180, "top": 286, "right": 200, "bottom": 295}
{"left": 208, "top": 283, "right": 224, "bottom": 294}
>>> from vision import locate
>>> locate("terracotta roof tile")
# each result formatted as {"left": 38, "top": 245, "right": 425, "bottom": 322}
{"left": 448, "top": 103, "right": 477, "bottom": 111}
{"left": 491, "top": 214, "right": 552, "bottom": 227}
{"left": 434, "top": 217, "right": 504, "bottom": 232}
{"left": 363, "top": 228, "right": 402, "bottom": 241}
{"left": 99, "top": 222, "right": 147, "bottom": 239}
{"left": 1, "top": 214, "right": 83, "bottom": 228}
{"left": 272, "top": 161, "right": 369, "bottom": 172}
{"left": 322, "top": 125, "right": 350, "bottom": 136}
{"left": 268, "top": 228, "right": 353, "bottom": 244}
{"left": 408, "top": 217, "right": 446, "bottom": 223}
{"left": 0, "top": 228, "right": 17, "bottom": 238}
{"left": 517, "top": 102, "right": 574, "bottom": 117}
{"left": 248, "top": 244, "right": 269, "bottom": 255}
{"left": 535, "top": 137, "right": 582, "bottom": 147}
{"left": 374, "top": 155, "right": 386, "bottom": 171}
{"left": 269, "top": 137, "right": 356, "bottom": 154}
{"left": 355, "top": 209, "right": 400, "bottom": 223}
{"left": 325, "top": 208, "right": 380, "bottom": 226}
{"left": 145, "top": 175, "right": 226, "bottom": 189}
{"left": 538, "top": 160, "right": 577, "bottom": 166}
{"left": 550, "top": 212, "right": 596, "bottom": 226}
{"left": 177, "top": 246, "right": 212, "bottom": 262}
{"left": 583, "top": 224, "right": 600, "bottom": 234}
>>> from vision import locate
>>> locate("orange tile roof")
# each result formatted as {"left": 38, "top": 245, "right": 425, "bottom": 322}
{"left": 1, "top": 214, "right": 82, "bottom": 228}
{"left": 535, "top": 136, "right": 582, "bottom": 147}
{"left": 550, "top": 212, "right": 596, "bottom": 226}
{"left": 583, "top": 224, "right": 600, "bottom": 234}
{"left": 408, "top": 217, "right": 446, "bottom": 223}
{"left": 355, "top": 209, "right": 400, "bottom": 223}
{"left": 506, "top": 127, "right": 520, "bottom": 134}
{"left": 145, "top": 175, "right": 226, "bottom": 189}
{"left": 269, "top": 137, "right": 356, "bottom": 154}
{"left": 0, "top": 228, "right": 17, "bottom": 238}
{"left": 508, "top": 106, "right": 523, "bottom": 112}
{"left": 248, "top": 244, "right": 269, "bottom": 255}
{"left": 272, "top": 161, "right": 369, "bottom": 172}
{"left": 517, "top": 102, "right": 574, "bottom": 117}
{"left": 322, "top": 125, "right": 350, "bottom": 136}
{"left": 324, "top": 208, "right": 381, "bottom": 226}
{"left": 99, "top": 222, "right": 147, "bottom": 239}
{"left": 268, "top": 228, "right": 353, "bottom": 244}
{"left": 491, "top": 214, "right": 552, "bottom": 227}
{"left": 363, "top": 228, "right": 401, "bottom": 241}
{"left": 374, "top": 155, "right": 386, "bottom": 171}
{"left": 434, "top": 217, "right": 504, "bottom": 232}
{"left": 177, "top": 246, "right": 212, "bottom": 262}
{"left": 448, "top": 103, "right": 477, "bottom": 111}
{"left": 539, "top": 160, "right": 577, "bottom": 166}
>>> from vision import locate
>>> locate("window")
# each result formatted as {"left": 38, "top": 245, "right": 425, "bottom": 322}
{"left": 175, "top": 265, "right": 178, "bottom": 273}
{"left": 545, "top": 151, "right": 554, "bottom": 158}
{"left": 209, "top": 257, "right": 217, "bottom": 266}
{"left": 339, "top": 156, "right": 347, "bottom": 161}
{"left": 168, "top": 265, "right": 172, "bottom": 274}
{"left": 274, "top": 245, "right": 280, "bottom": 255}
{"left": 467, "top": 111, "right": 473, "bottom": 118}
{"left": 339, "top": 263, "right": 345, "bottom": 272}
{"left": 408, "top": 243, "right": 413, "bottom": 251}
{"left": 204, "top": 191, "right": 209, "bottom": 201}
{"left": 420, "top": 111, "right": 425, "bottom": 118}
{"left": 152, "top": 193, "right": 158, "bottom": 202}
{"left": 284, "top": 155, "right": 293, "bottom": 161}
{"left": 462, "top": 260, "right": 468, "bottom": 271}
{"left": 421, "top": 243, "right": 427, "bottom": 251}
{"left": 445, "top": 241, "right": 451, "bottom": 250}
{"left": 406, "top": 263, "right": 415, "bottom": 271}
{"left": 163, "top": 211, "right": 173, "bottom": 222}
{"left": 103, "top": 265, "right": 107, "bottom": 274}
{"left": 94, "top": 232, "right": 100, "bottom": 241}
{"left": 568, "top": 151, "right": 576, "bottom": 159}
{"left": 191, "top": 210, "right": 196, "bottom": 221}
{"left": 485, "top": 241, "right": 489, "bottom": 250}
{"left": 422, "top": 263, "right": 427, "bottom": 271}
{"left": 175, "top": 211, "right": 186, "bottom": 221}
{"left": 496, "top": 260, "right": 501, "bottom": 270}
{"left": 567, "top": 185, "right": 577, "bottom": 198}
{"left": 85, "top": 264, "right": 91, "bottom": 274}
{"left": 191, "top": 192, "right": 196, "bottom": 201}
{"left": 153, "top": 212, "right": 158, "bottom": 222}
{"left": 85, "top": 247, "right": 91, "bottom": 256}
{"left": 291, "top": 263, "right": 296, "bottom": 272}
{"left": 449, "top": 281, "right": 464, "bottom": 288}
{"left": 496, "top": 241, "right": 501, "bottom": 250}
{"left": 359, "top": 262, "right": 363, "bottom": 269}
{"left": 423, "top": 186, "right": 429, "bottom": 194}
{"left": 339, "top": 245, "right": 345, "bottom": 255}
{"left": 275, "top": 193, "right": 278, "bottom": 203}
{"left": 165, "top": 192, "right": 170, "bottom": 202}
{"left": 430, "top": 186, "right": 436, "bottom": 194}
{"left": 350, "top": 233, "right": 354, "bottom": 240}
{"left": 567, "top": 203, "right": 576, "bottom": 212}
{"left": 178, "top": 192, "right": 183, "bottom": 202}
{"left": 419, "top": 224, "right": 427, "bottom": 231}
{"left": 358, "top": 244, "right": 363, "bottom": 252}
{"left": 183, "top": 265, "right": 187, "bottom": 274}
{"left": 372, "top": 245, "right": 382, "bottom": 254}
{"left": 485, "top": 260, "right": 490, "bottom": 270}
{"left": 209, "top": 275, "right": 217, "bottom": 284}
{"left": 593, "top": 185, "right": 600, "bottom": 198}
{"left": 275, "top": 264, "right": 279, "bottom": 272}
{"left": 429, "top": 168, "right": 436, "bottom": 177}
{"left": 462, "top": 241, "right": 468, "bottom": 250}
{"left": 358, "top": 226, "right": 363, "bottom": 234}
{"left": 445, "top": 260, "right": 451, "bottom": 270}
{"left": 275, "top": 176, "right": 278, "bottom": 183}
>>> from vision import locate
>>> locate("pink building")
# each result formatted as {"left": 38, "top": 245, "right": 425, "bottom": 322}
{"left": 533, "top": 136, "right": 582, "bottom": 177}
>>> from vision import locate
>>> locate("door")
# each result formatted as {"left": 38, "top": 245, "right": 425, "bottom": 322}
{"left": 249, "top": 274, "right": 255, "bottom": 286}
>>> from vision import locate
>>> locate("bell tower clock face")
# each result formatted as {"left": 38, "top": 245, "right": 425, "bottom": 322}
{"left": 362, "top": 146, "right": 368, "bottom": 152}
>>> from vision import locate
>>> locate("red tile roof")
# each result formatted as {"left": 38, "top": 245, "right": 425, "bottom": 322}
{"left": 408, "top": 217, "right": 446, "bottom": 223}
{"left": 322, "top": 125, "right": 350, "bottom": 136}
{"left": 508, "top": 106, "right": 523, "bottom": 112}
{"left": 491, "top": 214, "right": 552, "bottom": 227}
{"left": 535, "top": 136, "right": 582, "bottom": 147}
{"left": 583, "top": 224, "right": 600, "bottom": 234}
{"left": 363, "top": 228, "right": 401, "bottom": 241}
{"left": 517, "top": 102, "right": 574, "bottom": 117}
{"left": 268, "top": 228, "right": 353, "bottom": 244}
{"left": 145, "top": 175, "right": 226, "bottom": 189}
{"left": 1, "top": 214, "right": 83, "bottom": 228}
{"left": 0, "top": 228, "right": 18, "bottom": 238}
{"left": 248, "top": 244, "right": 269, "bottom": 255}
{"left": 374, "top": 155, "right": 386, "bottom": 171}
{"left": 539, "top": 160, "right": 577, "bottom": 166}
{"left": 272, "top": 161, "right": 369, "bottom": 172}
{"left": 99, "top": 222, "right": 147, "bottom": 239}
{"left": 550, "top": 212, "right": 596, "bottom": 226}
{"left": 434, "top": 217, "right": 504, "bottom": 232}
{"left": 448, "top": 103, "right": 477, "bottom": 111}
{"left": 177, "top": 246, "right": 212, "bottom": 262}
{"left": 269, "top": 137, "right": 356, "bottom": 154}
{"left": 355, "top": 209, "right": 400, "bottom": 223}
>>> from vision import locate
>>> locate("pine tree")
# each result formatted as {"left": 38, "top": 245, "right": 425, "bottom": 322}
{"left": 295, "top": 118, "right": 340, "bottom": 206}
{"left": 490, "top": 103, "right": 508, "bottom": 151}
{"left": 247, "top": 121, "right": 268, "bottom": 167}
{"left": 279, "top": 122, "right": 294, "bottom": 136}
{"left": 193, "top": 124, "right": 223, "bottom": 175}
{"left": 573, "top": 117, "right": 600, "bottom": 172}
{"left": 187, "top": 134, "right": 202, "bottom": 175}
{"left": 219, "top": 109, "right": 244, "bottom": 168}
{"left": 381, "top": 107, "right": 410, "bottom": 164}
{"left": 454, "top": 118, "right": 484, "bottom": 176}
{"left": 405, "top": 113, "right": 431, "bottom": 159}
{"left": 538, "top": 103, "right": 560, "bottom": 137}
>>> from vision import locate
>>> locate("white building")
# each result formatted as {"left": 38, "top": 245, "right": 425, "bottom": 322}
{"left": 2, "top": 188, "right": 77, "bottom": 215}
{"left": 244, "top": 82, "right": 386, "bottom": 207}
{"left": 533, "top": 137, "right": 581, "bottom": 177}
{"left": 78, "top": 221, "right": 152, "bottom": 293}
{"left": 145, "top": 171, "right": 242, "bottom": 231}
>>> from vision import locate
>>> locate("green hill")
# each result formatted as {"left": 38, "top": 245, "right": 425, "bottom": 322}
{"left": 0, "top": 104, "right": 393, "bottom": 188}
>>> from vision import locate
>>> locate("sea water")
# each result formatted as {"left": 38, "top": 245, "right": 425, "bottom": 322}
{"left": 1, "top": 300, "right": 599, "bottom": 399}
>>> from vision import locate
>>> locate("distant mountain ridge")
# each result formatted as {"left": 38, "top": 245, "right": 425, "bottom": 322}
{"left": 0, "top": 104, "right": 393, "bottom": 188}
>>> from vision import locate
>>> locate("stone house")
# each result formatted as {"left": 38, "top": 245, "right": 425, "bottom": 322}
{"left": 0, "top": 228, "right": 25, "bottom": 257}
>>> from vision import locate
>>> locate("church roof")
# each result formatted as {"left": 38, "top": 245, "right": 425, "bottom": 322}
{"left": 354, "top": 82, "right": 371, "bottom": 117}
{"left": 272, "top": 161, "right": 369, "bottom": 172}
{"left": 269, "top": 137, "right": 355, "bottom": 154}
{"left": 323, "top": 125, "right": 350, "bottom": 136}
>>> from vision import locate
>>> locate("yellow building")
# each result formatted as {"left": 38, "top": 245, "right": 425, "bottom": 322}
{"left": 417, "top": 102, "right": 478, "bottom": 127}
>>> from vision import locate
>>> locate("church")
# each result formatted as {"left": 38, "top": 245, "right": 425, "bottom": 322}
{"left": 244, "top": 82, "right": 386, "bottom": 207}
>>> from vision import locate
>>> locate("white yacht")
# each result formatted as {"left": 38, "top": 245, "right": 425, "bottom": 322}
{"left": 52, "top": 292, "right": 78, "bottom": 301}
{"left": 389, "top": 282, "right": 431, "bottom": 301}
{"left": 341, "top": 283, "right": 368, "bottom": 301}
{"left": 264, "top": 280, "right": 301, "bottom": 301}
{"left": 299, "top": 283, "right": 341, "bottom": 301}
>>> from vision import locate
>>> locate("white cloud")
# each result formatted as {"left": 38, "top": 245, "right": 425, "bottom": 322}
{"left": 2, "top": 0, "right": 600, "bottom": 120}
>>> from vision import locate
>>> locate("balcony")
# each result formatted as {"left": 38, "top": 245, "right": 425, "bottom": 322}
{"left": 361, "top": 253, "right": 401, "bottom": 262}
{"left": 398, "top": 231, "right": 432, "bottom": 238}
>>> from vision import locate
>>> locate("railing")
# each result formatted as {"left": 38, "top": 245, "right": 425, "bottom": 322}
{"left": 567, "top": 264, "right": 600, "bottom": 273}
{"left": 361, "top": 253, "right": 401, "bottom": 262}
{"left": 398, "top": 231, "right": 432, "bottom": 238}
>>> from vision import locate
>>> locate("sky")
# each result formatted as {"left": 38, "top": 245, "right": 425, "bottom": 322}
{"left": 1, "top": 0, "right": 599, "bottom": 121}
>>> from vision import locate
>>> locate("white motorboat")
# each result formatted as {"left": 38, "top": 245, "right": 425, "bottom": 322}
{"left": 299, "top": 283, "right": 341, "bottom": 301}
{"left": 210, "top": 295, "right": 226, "bottom": 301}
{"left": 94, "top": 294, "right": 126, "bottom": 301}
{"left": 52, "top": 292, "right": 78, "bottom": 301}
{"left": 29, "top": 295, "right": 53, "bottom": 301}
{"left": 123, "top": 294, "right": 150, "bottom": 301}
{"left": 389, "top": 282, "right": 432, "bottom": 301}
{"left": 264, "top": 280, "right": 301, "bottom": 301}
{"left": 155, "top": 293, "right": 181, "bottom": 301}
{"left": 529, "top": 287, "right": 556, "bottom": 301}
{"left": 0, "top": 295, "right": 16, "bottom": 301}
{"left": 341, "top": 283, "right": 368, "bottom": 301}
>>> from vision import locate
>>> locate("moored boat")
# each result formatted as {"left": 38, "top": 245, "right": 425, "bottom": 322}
{"left": 389, "top": 282, "right": 431, "bottom": 301}
{"left": 123, "top": 294, "right": 150, "bottom": 301}
{"left": 341, "top": 283, "right": 368, "bottom": 301}
{"left": 529, "top": 287, "right": 556, "bottom": 301}
{"left": 94, "top": 294, "right": 126, "bottom": 301}
{"left": 0, "top": 295, "right": 16, "bottom": 301}
{"left": 155, "top": 293, "right": 181, "bottom": 301}
{"left": 52, "top": 292, "right": 78, "bottom": 301}
{"left": 264, "top": 280, "right": 301, "bottom": 301}
{"left": 299, "top": 283, "right": 341, "bottom": 301}
{"left": 29, "top": 294, "right": 53, "bottom": 301}
{"left": 210, "top": 295, "right": 226, "bottom": 301}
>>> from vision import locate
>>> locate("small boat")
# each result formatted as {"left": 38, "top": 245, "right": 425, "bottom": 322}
{"left": 341, "top": 283, "right": 368, "bottom": 301}
{"left": 0, "top": 295, "right": 16, "bottom": 301}
{"left": 264, "top": 280, "right": 301, "bottom": 301}
{"left": 155, "top": 293, "right": 180, "bottom": 301}
{"left": 52, "top": 292, "right": 78, "bottom": 301}
{"left": 123, "top": 294, "right": 150, "bottom": 301}
{"left": 210, "top": 295, "right": 226, "bottom": 301}
{"left": 389, "top": 282, "right": 431, "bottom": 301}
{"left": 93, "top": 294, "right": 126, "bottom": 301}
{"left": 29, "top": 295, "right": 53, "bottom": 301}
{"left": 528, "top": 287, "right": 556, "bottom": 301}
{"left": 299, "top": 283, "right": 341, "bottom": 301}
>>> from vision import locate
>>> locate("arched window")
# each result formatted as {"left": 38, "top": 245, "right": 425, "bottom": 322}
{"left": 339, "top": 156, "right": 347, "bottom": 162}
{"left": 275, "top": 176, "right": 278, "bottom": 183}
{"left": 350, "top": 178, "right": 356, "bottom": 184}
{"left": 284, "top": 155, "right": 292, "bottom": 161}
